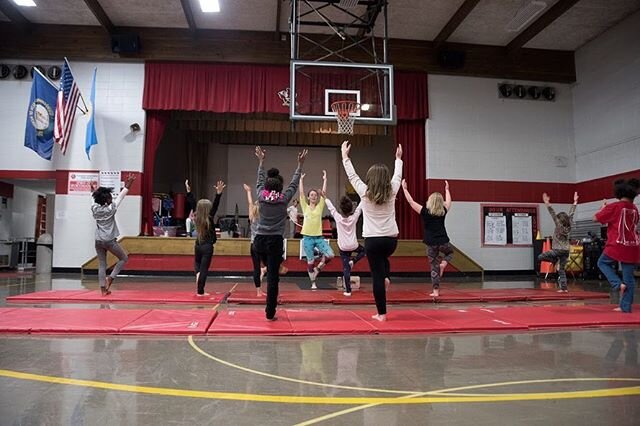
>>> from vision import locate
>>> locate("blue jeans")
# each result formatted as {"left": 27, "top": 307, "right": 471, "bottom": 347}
{"left": 597, "top": 253, "right": 636, "bottom": 313}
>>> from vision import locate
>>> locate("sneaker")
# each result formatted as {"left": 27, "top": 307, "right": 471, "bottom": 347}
{"left": 311, "top": 283, "right": 318, "bottom": 290}
{"left": 343, "top": 292, "right": 352, "bottom": 296}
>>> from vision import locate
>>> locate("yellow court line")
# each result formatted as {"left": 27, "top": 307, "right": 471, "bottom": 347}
{"left": 2, "top": 369, "right": 639, "bottom": 405}
{"left": 188, "top": 336, "right": 416, "bottom": 395}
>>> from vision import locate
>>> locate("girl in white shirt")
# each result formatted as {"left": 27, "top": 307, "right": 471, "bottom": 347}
{"left": 325, "top": 196, "right": 364, "bottom": 296}
{"left": 341, "top": 141, "right": 403, "bottom": 321}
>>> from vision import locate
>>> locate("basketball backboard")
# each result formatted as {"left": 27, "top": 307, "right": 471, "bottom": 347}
{"left": 289, "top": 60, "right": 395, "bottom": 125}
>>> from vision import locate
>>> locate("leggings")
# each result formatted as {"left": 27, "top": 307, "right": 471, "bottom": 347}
{"left": 427, "top": 243, "right": 454, "bottom": 289}
{"left": 250, "top": 242, "right": 266, "bottom": 288}
{"left": 538, "top": 249, "right": 569, "bottom": 290}
{"left": 253, "top": 235, "right": 284, "bottom": 320}
{"left": 95, "top": 239, "right": 128, "bottom": 288}
{"left": 339, "top": 245, "right": 366, "bottom": 293}
{"left": 194, "top": 241, "right": 214, "bottom": 295}
{"left": 364, "top": 237, "right": 397, "bottom": 315}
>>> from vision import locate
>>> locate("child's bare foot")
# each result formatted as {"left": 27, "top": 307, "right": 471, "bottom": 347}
{"left": 105, "top": 276, "right": 114, "bottom": 291}
{"left": 613, "top": 307, "right": 622, "bottom": 312}
{"left": 439, "top": 261, "right": 447, "bottom": 278}
{"left": 279, "top": 265, "right": 288, "bottom": 275}
{"left": 384, "top": 277, "right": 391, "bottom": 291}
{"left": 557, "top": 289, "right": 568, "bottom": 293}
{"left": 256, "top": 288, "right": 265, "bottom": 297}
{"left": 371, "top": 314, "right": 387, "bottom": 322}
{"left": 196, "top": 292, "right": 210, "bottom": 297}
{"left": 429, "top": 290, "right": 439, "bottom": 297}
{"left": 260, "top": 267, "right": 267, "bottom": 282}
{"left": 100, "top": 287, "right": 111, "bottom": 296}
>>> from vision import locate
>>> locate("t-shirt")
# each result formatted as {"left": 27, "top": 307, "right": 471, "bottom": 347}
{"left": 326, "top": 199, "right": 362, "bottom": 251}
{"left": 420, "top": 206, "right": 449, "bottom": 246}
{"left": 91, "top": 188, "right": 128, "bottom": 242}
{"left": 595, "top": 200, "right": 640, "bottom": 264}
{"left": 300, "top": 196, "right": 325, "bottom": 237}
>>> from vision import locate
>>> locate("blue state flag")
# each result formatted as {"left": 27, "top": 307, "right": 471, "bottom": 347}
{"left": 24, "top": 68, "right": 58, "bottom": 160}
{"left": 85, "top": 67, "right": 98, "bottom": 160}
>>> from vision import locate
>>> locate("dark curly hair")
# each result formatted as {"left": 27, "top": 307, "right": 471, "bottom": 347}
{"left": 613, "top": 178, "right": 639, "bottom": 200}
{"left": 92, "top": 187, "right": 113, "bottom": 205}
{"left": 339, "top": 196, "right": 354, "bottom": 216}
{"left": 265, "top": 167, "right": 283, "bottom": 192}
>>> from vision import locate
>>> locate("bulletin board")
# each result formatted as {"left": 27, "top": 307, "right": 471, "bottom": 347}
{"left": 481, "top": 204, "right": 538, "bottom": 247}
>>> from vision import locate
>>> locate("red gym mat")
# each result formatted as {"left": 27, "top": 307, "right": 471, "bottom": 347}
{"left": 279, "top": 291, "right": 337, "bottom": 304}
{"left": 7, "top": 290, "right": 228, "bottom": 305}
{"left": 207, "top": 309, "right": 294, "bottom": 335}
{"left": 487, "top": 304, "right": 640, "bottom": 329}
{"left": 418, "top": 308, "right": 529, "bottom": 332}
{"left": 351, "top": 309, "right": 453, "bottom": 333}
{"left": 226, "top": 290, "right": 267, "bottom": 305}
{"left": 286, "top": 309, "right": 376, "bottom": 335}
{"left": 0, "top": 308, "right": 218, "bottom": 335}
{"left": 0, "top": 308, "right": 149, "bottom": 334}
{"left": 119, "top": 309, "right": 217, "bottom": 335}
{"left": 333, "top": 290, "right": 432, "bottom": 305}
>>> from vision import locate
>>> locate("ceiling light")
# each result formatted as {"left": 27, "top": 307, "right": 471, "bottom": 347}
{"left": 360, "top": 103, "right": 371, "bottom": 111}
{"left": 12, "top": 0, "right": 37, "bottom": 6}
{"left": 199, "top": 0, "right": 220, "bottom": 13}
{"left": 506, "top": 1, "right": 547, "bottom": 32}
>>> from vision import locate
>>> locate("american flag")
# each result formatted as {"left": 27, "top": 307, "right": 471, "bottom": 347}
{"left": 54, "top": 59, "right": 81, "bottom": 155}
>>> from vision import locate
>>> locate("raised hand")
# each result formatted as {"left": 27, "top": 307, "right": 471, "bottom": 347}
{"left": 542, "top": 193, "right": 550, "bottom": 204}
{"left": 185, "top": 179, "right": 191, "bottom": 193}
{"left": 255, "top": 146, "right": 266, "bottom": 162}
{"left": 297, "top": 149, "right": 308, "bottom": 165}
{"left": 395, "top": 144, "right": 403, "bottom": 160}
{"left": 124, "top": 174, "right": 136, "bottom": 189}
{"left": 401, "top": 179, "right": 408, "bottom": 191}
{"left": 444, "top": 180, "right": 449, "bottom": 191}
{"left": 573, "top": 191, "right": 579, "bottom": 204}
{"left": 341, "top": 141, "right": 351, "bottom": 159}
{"left": 322, "top": 170, "right": 327, "bottom": 181}
{"left": 243, "top": 183, "right": 251, "bottom": 192}
{"left": 300, "top": 173, "right": 306, "bottom": 181}
{"left": 215, "top": 180, "right": 226, "bottom": 194}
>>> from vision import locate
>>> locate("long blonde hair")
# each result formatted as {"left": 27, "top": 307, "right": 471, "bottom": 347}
{"left": 195, "top": 199, "right": 212, "bottom": 241}
{"left": 426, "top": 192, "right": 445, "bottom": 216}
{"left": 365, "top": 164, "right": 392, "bottom": 205}
{"left": 248, "top": 201, "right": 259, "bottom": 223}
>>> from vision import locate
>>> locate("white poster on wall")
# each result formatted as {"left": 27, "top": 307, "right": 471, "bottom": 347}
{"left": 67, "top": 172, "right": 100, "bottom": 195}
{"left": 100, "top": 171, "right": 122, "bottom": 196}
{"left": 511, "top": 214, "right": 532, "bottom": 245}
{"left": 484, "top": 214, "right": 507, "bottom": 245}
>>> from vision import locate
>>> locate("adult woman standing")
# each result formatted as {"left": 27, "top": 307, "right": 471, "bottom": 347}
{"left": 341, "top": 141, "right": 403, "bottom": 321}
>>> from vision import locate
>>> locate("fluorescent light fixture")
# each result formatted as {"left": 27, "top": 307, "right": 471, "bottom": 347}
{"left": 506, "top": 1, "right": 547, "bottom": 32}
{"left": 199, "top": 0, "right": 220, "bottom": 13}
{"left": 360, "top": 103, "right": 371, "bottom": 111}
{"left": 13, "top": 0, "right": 37, "bottom": 6}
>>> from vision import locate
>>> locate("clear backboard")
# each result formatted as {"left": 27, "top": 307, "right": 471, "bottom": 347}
{"left": 289, "top": 60, "right": 395, "bottom": 125}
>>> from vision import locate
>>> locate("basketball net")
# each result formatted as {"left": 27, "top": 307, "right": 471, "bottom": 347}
{"left": 331, "top": 101, "right": 360, "bottom": 135}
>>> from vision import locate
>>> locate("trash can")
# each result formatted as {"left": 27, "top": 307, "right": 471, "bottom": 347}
{"left": 36, "top": 233, "right": 53, "bottom": 274}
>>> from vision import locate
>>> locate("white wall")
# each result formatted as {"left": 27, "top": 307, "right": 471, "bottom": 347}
{"left": 427, "top": 74, "right": 575, "bottom": 182}
{"left": 427, "top": 75, "right": 576, "bottom": 270}
{"left": 10, "top": 186, "right": 42, "bottom": 240}
{"left": 0, "top": 196, "right": 12, "bottom": 241}
{"left": 573, "top": 10, "right": 640, "bottom": 183}
{"left": 0, "top": 60, "right": 145, "bottom": 268}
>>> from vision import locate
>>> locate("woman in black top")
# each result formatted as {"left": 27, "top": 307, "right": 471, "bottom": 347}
{"left": 402, "top": 179, "right": 453, "bottom": 297}
{"left": 193, "top": 180, "right": 226, "bottom": 296}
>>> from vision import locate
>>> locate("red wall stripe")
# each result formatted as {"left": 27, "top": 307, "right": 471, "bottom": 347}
{"left": 0, "top": 170, "right": 57, "bottom": 180}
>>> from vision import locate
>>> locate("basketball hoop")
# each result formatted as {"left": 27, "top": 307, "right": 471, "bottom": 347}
{"left": 331, "top": 100, "right": 360, "bottom": 135}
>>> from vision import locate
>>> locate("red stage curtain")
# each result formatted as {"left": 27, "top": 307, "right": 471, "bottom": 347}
{"left": 396, "top": 120, "right": 426, "bottom": 239}
{"left": 141, "top": 111, "right": 170, "bottom": 235}
{"left": 395, "top": 72, "right": 429, "bottom": 120}
{"left": 143, "top": 62, "right": 290, "bottom": 114}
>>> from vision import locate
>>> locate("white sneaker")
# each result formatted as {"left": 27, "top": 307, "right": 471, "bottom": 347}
{"left": 311, "top": 283, "right": 318, "bottom": 290}
{"left": 343, "top": 292, "right": 351, "bottom": 296}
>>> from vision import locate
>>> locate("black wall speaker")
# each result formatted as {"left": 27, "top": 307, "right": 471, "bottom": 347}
{"left": 111, "top": 34, "right": 141, "bottom": 53}
{"left": 437, "top": 50, "right": 466, "bottom": 69}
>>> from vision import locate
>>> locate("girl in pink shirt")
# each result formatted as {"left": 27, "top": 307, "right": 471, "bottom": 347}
{"left": 326, "top": 196, "right": 364, "bottom": 296}
{"left": 594, "top": 178, "right": 639, "bottom": 313}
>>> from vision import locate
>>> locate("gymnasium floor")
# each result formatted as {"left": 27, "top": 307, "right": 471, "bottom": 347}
{"left": 1, "top": 273, "right": 639, "bottom": 425}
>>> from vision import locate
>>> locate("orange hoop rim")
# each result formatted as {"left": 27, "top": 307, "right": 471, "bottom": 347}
{"left": 331, "top": 101, "right": 360, "bottom": 118}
